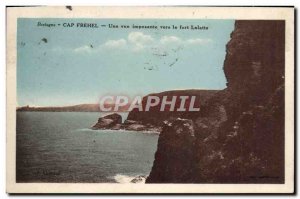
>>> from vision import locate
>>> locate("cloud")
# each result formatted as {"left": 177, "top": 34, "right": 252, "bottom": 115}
{"left": 128, "top": 32, "right": 154, "bottom": 45}
{"left": 100, "top": 32, "right": 154, "bottom": 52}
{"left": 131, "top": 43, "right": 145, "bottom": 52}
{"left": 73, "top": 39, "right": 127, "bottom": 54}
{"left": 186, "top": 38, "right": 212, "bottom": 45}
{"left": 159, "top": 36, "right": 212, "bottom": 46}
{"left": 160, "top": 36, "right": 182, "bottom": 45}
{"left": 128, "top": 32, "right": 154, "bottom": 52}
{"left": 103, "top": 39, "right": 127, "bottom": 49}
{"left": 72, "top": 32, "right": 212, "bottom": 54}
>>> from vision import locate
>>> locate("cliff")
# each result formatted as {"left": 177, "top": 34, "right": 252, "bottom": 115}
{"left": 91, "top": 113, "right": 122, "bottom": 130}
{"left": 146, "top": 20, "right": 285, "bottom": 183}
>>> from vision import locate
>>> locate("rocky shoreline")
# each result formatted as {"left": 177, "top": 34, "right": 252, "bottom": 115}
{"left": 91, "top": 89, "right": 217, "bottom": 133}
{"left": 91, "top": 113, "right": 162, "bottom": 132}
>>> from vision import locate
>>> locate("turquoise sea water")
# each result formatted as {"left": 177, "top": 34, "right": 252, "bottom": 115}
{"left": 16, "top": 112, "right": 158, "bottom": 183}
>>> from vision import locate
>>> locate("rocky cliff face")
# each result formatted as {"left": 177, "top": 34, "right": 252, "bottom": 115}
{"left": 91, "top": 113, "right": 122, "bottom": 130}
{"left": 146, "top": 20, "right": 285, "bottom": 183}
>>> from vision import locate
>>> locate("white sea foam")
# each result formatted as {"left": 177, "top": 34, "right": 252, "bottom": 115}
{"left": 74, "top": 128, "right": 111, "bottom": 133}
{"left": 112, "top": 174, "right": 146, "bottom": 184}
{"left": 113, "top": 174, "right": 136, "bottom": 183}
{"left": 74, "top": 128, "right": 125, "bottom": 133}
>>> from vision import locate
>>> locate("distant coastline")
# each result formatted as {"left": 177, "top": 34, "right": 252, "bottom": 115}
{"left": 16, "top": 103, "right": 128, "bottom": 112}
{"left": 17, "top": 89, "right": 219, "bottom": 113}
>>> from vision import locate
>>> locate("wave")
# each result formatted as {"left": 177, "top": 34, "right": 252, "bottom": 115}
{"left": 112, "top": 174, "right": 147, "bottom": 184}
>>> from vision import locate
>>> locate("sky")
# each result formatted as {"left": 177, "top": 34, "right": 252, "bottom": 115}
{"left": 17, "top": 18, "right": 234, "bottom": 107}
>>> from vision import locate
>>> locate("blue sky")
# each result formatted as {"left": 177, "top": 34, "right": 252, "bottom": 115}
{"left": 17, "top": 19, "right": 234, "bottom": 106}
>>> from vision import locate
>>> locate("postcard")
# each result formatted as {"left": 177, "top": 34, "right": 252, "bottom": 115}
{"left": 6, "top": 6, "right": 294, "bottom": 194}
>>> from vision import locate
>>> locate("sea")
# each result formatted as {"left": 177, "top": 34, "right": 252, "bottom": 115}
{"left": 16, "top": 112, "right": 159, "bottom": 183}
